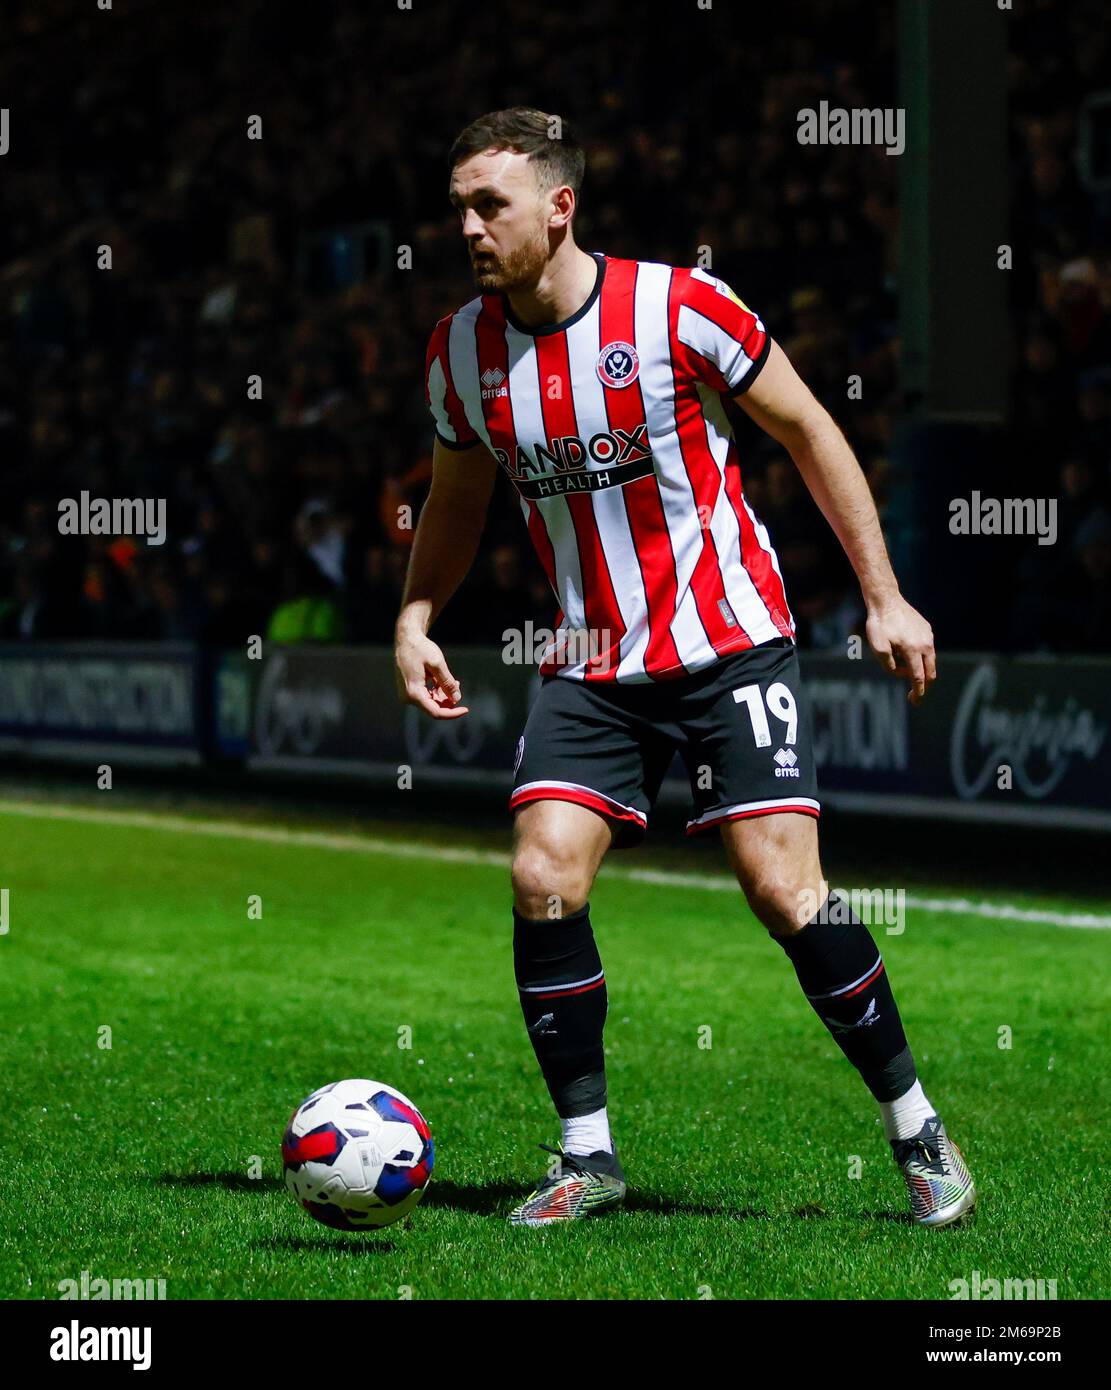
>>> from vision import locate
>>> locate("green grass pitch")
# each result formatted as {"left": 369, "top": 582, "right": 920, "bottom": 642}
{"left": 1, "top": 791, "right": 1107, "bottom": 1301}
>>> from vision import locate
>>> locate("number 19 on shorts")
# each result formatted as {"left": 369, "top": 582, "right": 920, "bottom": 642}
{"left": 732, "top": 682, "right": 798, "bottom": 748}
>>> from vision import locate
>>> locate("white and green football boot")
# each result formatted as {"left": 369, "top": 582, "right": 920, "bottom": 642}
{"left": 509, "top": 1142, "right": 626, "bottom": 1226}
{"left": 892, "top": 1116, "right": 976, "bottom": 1228}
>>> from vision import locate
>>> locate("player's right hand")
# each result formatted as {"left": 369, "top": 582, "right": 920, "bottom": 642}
{"left": 394, "top": 633, "right": 469, "bottom": 719}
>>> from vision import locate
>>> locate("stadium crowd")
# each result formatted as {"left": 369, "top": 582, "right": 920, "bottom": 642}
{"left": 1, "top": 0, "right": 1108, "bottom": 652}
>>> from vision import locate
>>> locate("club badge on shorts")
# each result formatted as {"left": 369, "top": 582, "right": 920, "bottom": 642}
{"left": 596, "top": 341, "right": 640, "bottom": 389}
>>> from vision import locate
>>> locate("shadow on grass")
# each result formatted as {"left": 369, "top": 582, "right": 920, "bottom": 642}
{"left": 794, "top": 1204, "right": 915, "bottom": 1224}
{"left": 150, "top": 1171, "right": 919, "bottom": 1226}
{"left": 860, "top": 1206, "right": 976, "bottom": 1228}
{"left": 425, "top": 1179, "right": 771, "bottom": 1220}
{"left": 151, "top": 1171, "right": 283, "bottom": 1192}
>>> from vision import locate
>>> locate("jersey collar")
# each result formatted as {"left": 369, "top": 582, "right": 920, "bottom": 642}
{"left": 500, "top": 252, "right": 607, "bottom": 336}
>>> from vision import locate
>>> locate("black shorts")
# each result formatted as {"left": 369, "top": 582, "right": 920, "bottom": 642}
{"left": 509, "top": 637, "right": 820, "bottom": 846}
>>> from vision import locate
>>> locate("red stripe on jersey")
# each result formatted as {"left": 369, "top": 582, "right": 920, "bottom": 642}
{"left": 534, "top": 330, "right": 625, "bottom": 679}
{"left": 723, "top": 438, "right": 793, "bottom": 638}
{"left": 679, "top": 273, "right": 768, "bottom": 366}
{"left": 474, "top": 297, "right": 559, "bottom": 598}
{"left": 667, "top": 269, "right": 757, "bottom": 652}
{"left": 600, "top": 258, "right": 685, "bottom": 679}
{"left": 426, "top": 315, "right": 476, "bottom": 445}
{"left": 473, "top": 296, "right": 512, "bottom": 440}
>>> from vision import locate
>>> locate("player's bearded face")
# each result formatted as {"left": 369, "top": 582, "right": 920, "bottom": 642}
{"left": 469, "top": 210, "right": 549, "bottom": 292}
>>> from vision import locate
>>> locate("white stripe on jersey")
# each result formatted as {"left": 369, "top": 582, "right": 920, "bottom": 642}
{"left": 504, "top": 321, "right": 588, "bottom": 636}
{"left": 689, "top": 267, "right": 719, "bottom": 288}
{"left": 630, "top": 260, "right": 719, "bottom": 676}
{"left": 697, "top": 383, "right": 783, "bottom": 645}
{"left": 426, "top": 354, "right": 456, "bottom": 442}
{"left": 447, "top": 299, "right": 490, "bottom": 447}
{"left": 563, "top": 303, "right": 650, "bottom": 678}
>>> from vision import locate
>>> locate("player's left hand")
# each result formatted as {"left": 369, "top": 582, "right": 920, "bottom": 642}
{"left": 866, "top": 596, "right": 936, "bottom": 706}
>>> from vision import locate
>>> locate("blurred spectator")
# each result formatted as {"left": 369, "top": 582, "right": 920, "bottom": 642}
{"left": 0, "top": 563, "right": 72, "bottom": 639}
{"left": 267, "top": 554, "right": 347, "bottom": 644}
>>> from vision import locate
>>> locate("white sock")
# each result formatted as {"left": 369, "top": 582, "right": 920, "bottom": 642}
{"left": 561, "top": 1106, "right": 612, "bottom": 1156}
{"left": 880, "top": 1079, "right": 935, "bottom": 1142}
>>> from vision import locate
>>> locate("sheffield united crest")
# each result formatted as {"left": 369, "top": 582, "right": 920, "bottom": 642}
{"left": 596, "top": 341, "right": 640, "bottom": 389}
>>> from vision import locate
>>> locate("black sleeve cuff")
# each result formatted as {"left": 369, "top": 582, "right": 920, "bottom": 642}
{"left": 730, "top": 333, "right": 772, "bottom": 398}
{"left": 435, "top": 429, "right": 480, "bottom": 451}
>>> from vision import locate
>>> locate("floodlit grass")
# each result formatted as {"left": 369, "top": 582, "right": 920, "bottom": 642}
{"left": 1, "top": 798, "right": 1107, "bottom": 1300}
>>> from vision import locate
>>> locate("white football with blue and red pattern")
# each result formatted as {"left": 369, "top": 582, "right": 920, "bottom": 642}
{"left": 282, "top": 1079, "right": 434, "bottom": 1230}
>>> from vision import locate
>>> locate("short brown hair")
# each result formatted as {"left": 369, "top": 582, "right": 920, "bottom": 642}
{"left": 448, "top": 107, "right": 585, "bottom": 198}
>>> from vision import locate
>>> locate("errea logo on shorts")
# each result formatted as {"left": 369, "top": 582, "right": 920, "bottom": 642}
{"left": 774, "top": 747, "right": 800, "bottom": 778}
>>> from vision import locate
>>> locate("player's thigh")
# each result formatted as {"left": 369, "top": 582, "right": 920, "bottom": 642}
{"left": 680, "top": 638, "right": 824, "bottom": 929}
{"left": 510, "top": 798, "right": 615, "bottom": 918}
{"left": 510, "top": 674, "right": 668, "bottom": 850}
{"left": 682, "top": 639, "right": 820, "bottom": 835}
{"left": 720, "top": 810, "right": 826, "bottom": 933}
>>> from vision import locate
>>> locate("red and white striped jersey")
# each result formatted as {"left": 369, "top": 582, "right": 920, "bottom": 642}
{"left": 424, "top": 252, "right": 794, "bottom": 682}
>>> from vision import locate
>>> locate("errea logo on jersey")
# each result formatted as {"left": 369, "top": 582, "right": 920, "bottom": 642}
{"left": 480, "top": 367, "right": 507, "bottom": 400}
{"left": 596, "top": 341, "right": 640, "bottom": 389}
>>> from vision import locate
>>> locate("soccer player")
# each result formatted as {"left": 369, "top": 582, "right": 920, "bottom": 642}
{"left": 395, "top": 108, "right": 976, "bottom": 1228}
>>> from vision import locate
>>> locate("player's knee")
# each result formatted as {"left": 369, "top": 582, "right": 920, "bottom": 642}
{"left": 739, "top": 863, "right": 806, "bottom": 935}
{"left": 511, "top": 840, "right": 591, "bottom": 919}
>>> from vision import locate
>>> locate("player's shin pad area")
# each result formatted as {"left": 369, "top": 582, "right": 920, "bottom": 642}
{"left": 0, "top": 795, "right": 1106, "bottom": 1301}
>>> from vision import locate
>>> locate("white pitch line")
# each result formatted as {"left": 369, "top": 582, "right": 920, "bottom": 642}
{"left": 1, "top": 798, "right": 1108, "bottom": 931}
